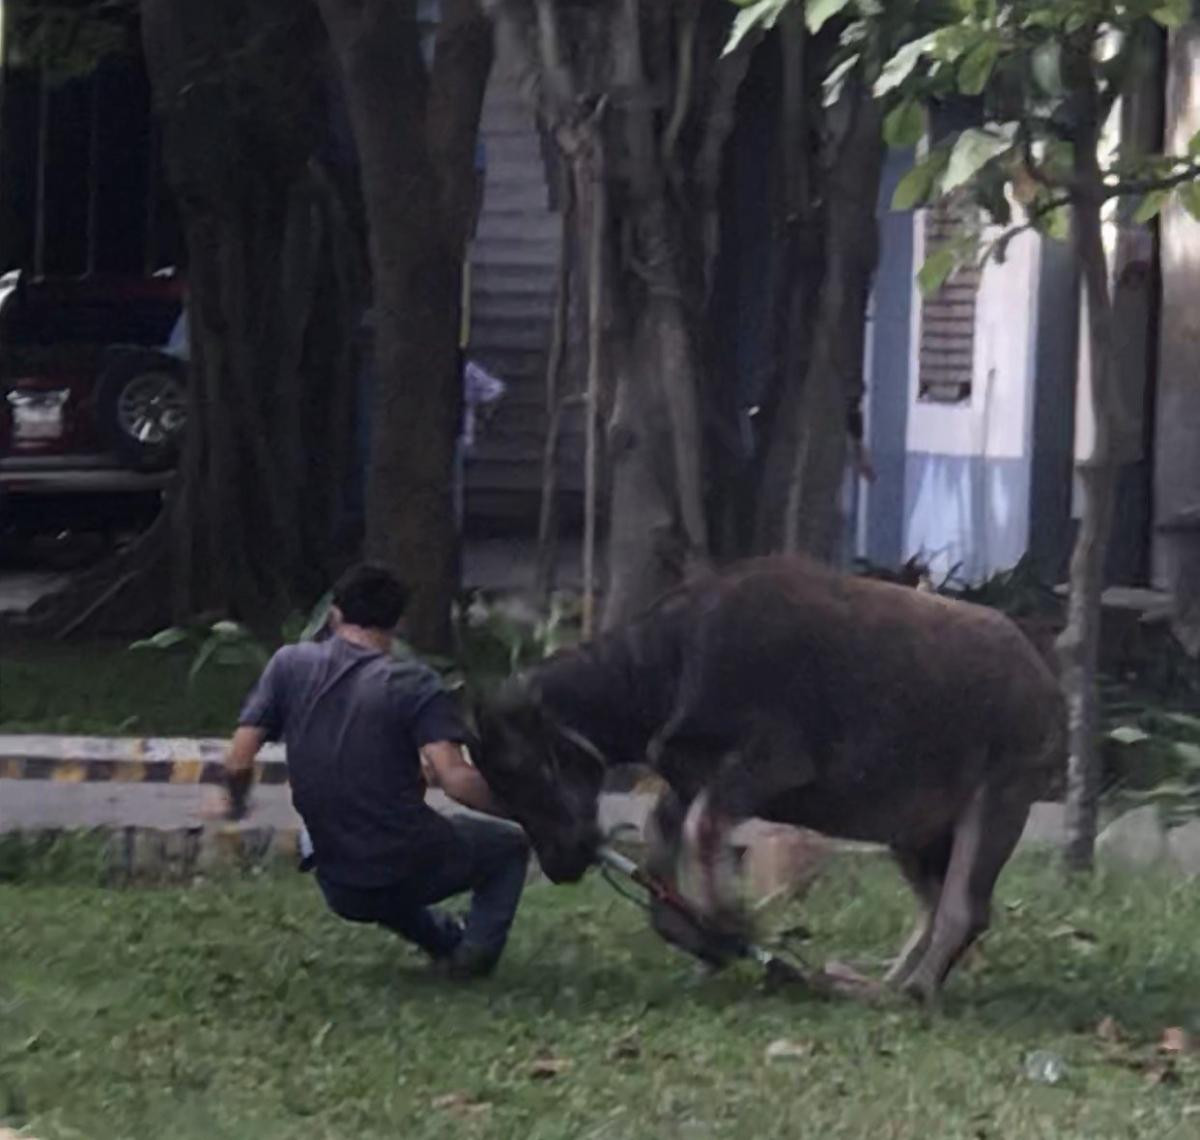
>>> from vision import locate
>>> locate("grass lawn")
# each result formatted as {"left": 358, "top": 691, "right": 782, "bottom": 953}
{"left": 2, "top": 852, "right": 1198, "bottom": 1140}
{"left": 0, "top": 638, "right": 257, "bottom": 737}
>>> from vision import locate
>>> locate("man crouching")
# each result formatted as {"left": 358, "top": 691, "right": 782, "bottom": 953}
{"left": 220, "top": 563, "right": 529, "bottom": 979}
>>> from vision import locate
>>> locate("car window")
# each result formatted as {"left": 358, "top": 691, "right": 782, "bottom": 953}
{"left": 2, "top": 295, "right": 180, "bottom": 349}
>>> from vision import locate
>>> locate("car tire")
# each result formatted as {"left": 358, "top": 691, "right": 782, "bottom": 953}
{"left": 95, "top": 351, "right": 187, "bottom": 473}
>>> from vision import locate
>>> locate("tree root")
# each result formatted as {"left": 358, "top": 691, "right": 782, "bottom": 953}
{"left": 2, "top": 516, "right": 171, "bottom": 640}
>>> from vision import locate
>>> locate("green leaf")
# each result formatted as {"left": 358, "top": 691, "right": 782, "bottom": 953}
{"left": 1178, "top": 182, "right": 1200, "bottom": 221}
{"left": 1109, "top": 725, "right": 1152, "bottom": 746}
{"left": 1188, "top": 129, "right": 1200, "bottom": 158}
{"left": 918, "top": 246, "right": 959, "bottom": 297}
{"left": 1152, "top": 0, "right": 1190, "bottom": 28}
{"left": 957, "top": 39, "right": 998, "bottom": 96}
{"left": 875, "top": 33, "right": 938, "bottom": 97}
{"left": 1162, "top": 711, "right": 1200, "bottom": 736}
{"left": 1031, "top": 41, "right": 1064, "bottom": 97}
{"left": 1173, "top": 741, "right": 1200, "bottom": 771}
{"left": 1133, "top": 189, "right": 1171, "bottom": 224}
{"left": 210, "top": 620, "right": 249, "bottom": 640}
{"left": 1040, "top": 204, "right": 1070, "bottom": 242}
{"left": 724, "top": 0, "right": 788, "bottom": 56}
{"left": 884, "top": 100, "right": 925, "bottom": 148}
{"left": 299, "top": 591, "right": 334, "bottom": 642}
{"left": 805, "top": 0, "right": 852, "bottom": 34}
{"left": 892, "top": 148, "right": 949, "bottom": 210}
{"left": 942, "top": 124, "right": 1017, "bottom": 193}
{"left": 822, "top": 53, "right": 860, "bottom": 106}
{"left": 188, "top": 637, "right": 222, "bottom": 689}
{"left": 130, "top": 626, "right": 191, "bottom": 652}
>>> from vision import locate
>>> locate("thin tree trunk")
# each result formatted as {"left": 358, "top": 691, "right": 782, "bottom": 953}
{"left": 786, "top": 82, "right": 881, "bottom": 561}
{"left": 86, "top": 71, "right": 102, "bottom": 275}
{"left": 535, "top": 176, "right": 572, "bottom": 602}
{"left": 582, "top": 151, "right": 605, "bottom": 637}
{"left": 34, "top": 64, "right": 48, "bottom": 277}
{"left": 1060, "top": 108, "right": 1120, "bottom": 874}
{"left": 144, "top": 120, "right": 159, "bottom": 275}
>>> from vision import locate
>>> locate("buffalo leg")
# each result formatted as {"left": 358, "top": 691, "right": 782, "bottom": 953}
{"left": 902, "top": 776, "right": 1032, "bottom": 1002}
{"left": 885, "top": 833, "right": 953, "bottom": 987}
{"left": 644, "top": 788, "right": 743, "bottom": 966}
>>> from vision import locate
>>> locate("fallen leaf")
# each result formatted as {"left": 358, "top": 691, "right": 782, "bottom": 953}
{"left": 431, "top": 1092, "right": 492, "bottom": 1118}
{"left": 1160, "top": 1027, "right": 1193, "bottom": 1055}
{"left": 778, "top": 923, "right": 813, "bottom": 943}
{"left": 312, "top": 1021, "right": 333, "bottom": 1050}
{"left": 608, "top": 1030, "right": 641, "bottom": 1061}
{"left": 1144, "top": 1058, "right": 1179, "bottom": 1087}
{"left": 529, "top": 1056, "right": 572, "bottom": 1079}
{"left": 1050, "top": 923, "right": 1098, "bottom": 946}
{"left": 765, "top": 1037, "right": 815, "bottom": 1062}
{"left": 1096, "top": 1016, "right": 1124, "bottom": 1044}
{"left": 822, "top": 960, "right": 876, "bottom": 986}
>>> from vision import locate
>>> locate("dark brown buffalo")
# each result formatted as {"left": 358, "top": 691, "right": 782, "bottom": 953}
{"left": 475, "top": 556, "right": 1064, "bottom": 1000}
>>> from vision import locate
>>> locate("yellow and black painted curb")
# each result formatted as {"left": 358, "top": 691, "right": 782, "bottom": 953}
{"left": 0, "top": 736, "right": 289, "bottom": 787}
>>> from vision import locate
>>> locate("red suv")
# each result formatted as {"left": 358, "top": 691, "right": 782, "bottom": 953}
{"left": 0, "top": 271, "right": 187, "bottom": 534}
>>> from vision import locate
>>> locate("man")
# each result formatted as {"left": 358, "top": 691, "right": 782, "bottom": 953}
{"left": 221, "top": 563, "right": 530, "bottom": 978}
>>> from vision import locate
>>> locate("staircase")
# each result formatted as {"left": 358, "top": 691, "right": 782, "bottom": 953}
{"left": 464, "top": 68, "right": 580, "bottom": 532}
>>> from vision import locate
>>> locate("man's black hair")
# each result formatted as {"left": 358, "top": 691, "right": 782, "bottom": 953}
{"left": 332, "top": 563, "right": 410, "bottom": 630}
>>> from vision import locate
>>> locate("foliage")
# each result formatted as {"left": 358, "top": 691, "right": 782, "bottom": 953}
{"left": 872, "top": 0, "right": 1200, "bottom": 290}
{"left": 1102, "top": 687, "right": 1200, "bottom": 825}
{"left": 2, "top": 857, "right": 1199, "bottom": 1137}
{"left": 452, "top": 591, "right": 582, "bottom": 697}
{"left": 131, "top": 620, "right": 270, "bottom": 691}
{"left": 6, "top": 0, "right": 138, "bottom": 83}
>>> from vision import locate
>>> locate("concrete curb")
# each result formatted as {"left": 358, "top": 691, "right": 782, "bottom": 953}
{"left": 0, "top": 734, "right": 286, "bottom": 785}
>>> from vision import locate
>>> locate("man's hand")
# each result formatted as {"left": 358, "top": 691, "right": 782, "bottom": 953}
{"left": 420, "top": 741, "right": 508, "bottom": 819}
{"left": 220, "top": 726, "right": 266, "bottom": 820}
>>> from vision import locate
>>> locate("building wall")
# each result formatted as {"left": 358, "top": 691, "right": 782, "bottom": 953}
{"left": 861, "top": 150, "right": 915, "bottom": 568}
{"left": 899, "top": 220, "right": 1042, "bottom": 582}
{"left": 1155, "top": 25, "right": 1200, "bottom": 587}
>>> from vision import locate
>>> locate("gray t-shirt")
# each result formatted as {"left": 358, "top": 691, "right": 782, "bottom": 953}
{"left": 239, "top": 638, "right": 469, "bottom": 888}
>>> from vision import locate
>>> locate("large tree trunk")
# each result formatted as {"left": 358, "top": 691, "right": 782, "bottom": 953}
{"left": 11, "top": 0, "right": 366, "bottom": 640}
{"left": 145, "top": 0, "right": 364, "bottom": 632}
{"left": 753, "top": 32, "right": 882, "bottom": 560}
{"left": 494, "top": 0, "right": 744, "bottom": 626}
{"left": 1060, "top": 103, "right": 1122, "bottom": 874}
{"left": 317, "top": 0, "right": 491, "bottom": 654}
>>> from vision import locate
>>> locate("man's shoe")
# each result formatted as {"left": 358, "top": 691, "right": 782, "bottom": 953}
{"left": 436, "top": 941, "right": 501, "bottom": 980}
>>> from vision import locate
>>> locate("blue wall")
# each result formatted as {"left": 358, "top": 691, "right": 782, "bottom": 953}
{"left": 863, "top": 150, "right": 915, "bottom": 568}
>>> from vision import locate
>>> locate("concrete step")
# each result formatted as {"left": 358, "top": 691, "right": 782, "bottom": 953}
{"left": 480, "top": 132, "right": 544, "bottom": 163}
{"left": 470, "top": 261, "right": 559, "bottom": 295}
{"left": 469, "top": 317, "right": 552, "bottom": 353}
{"left": 484, "top": 157, "right": 556, "bottom": 187}
{"left": 479, "top": 181, "right": 552, "bottom": 213}
{"left": 469, "top": 292, "right": 558, "bottom": 323}
{"left": 472, "top": 235, "right": 561, "bottom": 268}
{"left": 475, "top": 211, "right": 561, "bottom": 243}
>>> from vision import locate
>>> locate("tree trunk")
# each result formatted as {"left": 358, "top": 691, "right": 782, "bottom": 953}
{"left": 317, "top": 0, "right": 491, "bottom": 654}
{"left": 1060, "top": 110, "right": 1121, "bottom": 874}
{"left": 1, "top": 0, "right": 369, "bottom": 639}
{"left": 754, "top": 43, "right": 881, "bottom": 561}
{"left": 86, "top": 70, "right": 101, "bottom": 275}
{"left": 34, "top": 63, "right": 48, "bottom": 277}
{"left": 786, "top": 83, "right": 881, "bottom": 561}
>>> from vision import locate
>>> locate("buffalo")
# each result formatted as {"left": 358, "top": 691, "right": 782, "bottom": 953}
{"left": 475, "top": 556, "right": 1064, "bottom": 1000}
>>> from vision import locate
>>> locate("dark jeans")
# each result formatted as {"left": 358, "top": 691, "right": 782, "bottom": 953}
{"left": 317, "top": 814, "right": 530, "bottom": 961}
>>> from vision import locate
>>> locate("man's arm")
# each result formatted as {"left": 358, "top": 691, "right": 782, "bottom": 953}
{"left": 420, "top": 740, "right": 509, "bottom": 819}
{"left": 223, "top": 725, "right": 266, "bottom": 820}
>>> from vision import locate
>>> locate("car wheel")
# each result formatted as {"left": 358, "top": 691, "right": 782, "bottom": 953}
{"left": 96, "top": 353, "right": 187, "bottom": 472}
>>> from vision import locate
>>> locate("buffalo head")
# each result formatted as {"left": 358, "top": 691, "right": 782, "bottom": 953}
{"left": 475, "top": 677, "right": 605, "bottom": 883}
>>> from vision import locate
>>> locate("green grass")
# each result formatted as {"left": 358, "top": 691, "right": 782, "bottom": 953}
{"left": 2, "top": 854, "right": 1199, "bottom": 1139}
{"left": 0, "top": 638, "right": 257, "bottom": 737}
